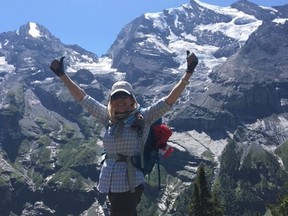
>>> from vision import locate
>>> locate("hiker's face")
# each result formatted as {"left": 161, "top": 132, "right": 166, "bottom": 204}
{"left": 111, "top": 92, "right": 134, "bottom": 113}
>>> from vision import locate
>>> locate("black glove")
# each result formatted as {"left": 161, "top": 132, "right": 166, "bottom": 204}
{"left": 50, "top": 56, "right": 65, "bottom": 77}
{"left": 186, "top": 50, "right": 198, "bottom": 73}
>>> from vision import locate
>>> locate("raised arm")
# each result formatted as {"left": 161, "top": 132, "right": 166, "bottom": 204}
{"left": 50, "top": 57, "right": 86, "bottom": 101}
{"left": 165, "top": 51, "right": 198, "bottom": 105}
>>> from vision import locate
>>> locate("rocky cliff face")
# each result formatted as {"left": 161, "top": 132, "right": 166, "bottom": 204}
{"left": 1, "top": 0, "right": 288, "bottom": 215}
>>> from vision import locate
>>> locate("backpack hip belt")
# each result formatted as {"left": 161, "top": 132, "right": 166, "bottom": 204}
{"left": 105, "top": 153, "right": 136, "bottom": 193}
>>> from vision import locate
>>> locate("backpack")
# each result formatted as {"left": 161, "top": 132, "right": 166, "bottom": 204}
{"left": 131, "top": 116, "right": 174, "bottom": 189}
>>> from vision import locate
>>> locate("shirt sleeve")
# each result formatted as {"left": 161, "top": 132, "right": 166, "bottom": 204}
{"left": 141, "top": 97, "right": 171, "bottom": 125}
{"left": 79, "top": 95, "right": 109, "bottom": 126}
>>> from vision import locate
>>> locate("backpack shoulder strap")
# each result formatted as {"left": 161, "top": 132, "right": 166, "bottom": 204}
{"left": 134, "top": 111, "right": 144, "bottom": 137}
{"left": 132, "top": 109, "right": 145, "bottom": 169}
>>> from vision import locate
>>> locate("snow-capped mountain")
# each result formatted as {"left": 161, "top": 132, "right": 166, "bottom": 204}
{"left": 0, "top": 0, "right": 288, "bottom": 215}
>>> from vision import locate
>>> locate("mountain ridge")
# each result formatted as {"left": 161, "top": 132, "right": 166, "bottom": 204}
{"left": 1, "top": 0, "right": 288, "bottom": 215}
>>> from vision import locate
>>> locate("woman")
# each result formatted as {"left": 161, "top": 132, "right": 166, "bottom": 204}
{"left": 50, "top": 51, "right": 198, "bottom": 216}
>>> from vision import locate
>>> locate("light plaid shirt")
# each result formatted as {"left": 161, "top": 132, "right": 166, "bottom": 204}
{"left": 80, "top": 95, "right": 171, "bottom": 193}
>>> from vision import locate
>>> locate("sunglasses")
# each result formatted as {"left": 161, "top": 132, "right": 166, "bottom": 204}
{"left": 111, "top": 92, "right": 132, "bottom": 101}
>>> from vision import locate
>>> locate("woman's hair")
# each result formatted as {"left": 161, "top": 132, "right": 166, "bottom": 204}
{"left": 107, "top": 95, "right": 138, "bottom": 122}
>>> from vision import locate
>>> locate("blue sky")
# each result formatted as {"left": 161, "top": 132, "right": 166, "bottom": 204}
{"left": 0, "top": 0, "right": 287, "bottom": 56}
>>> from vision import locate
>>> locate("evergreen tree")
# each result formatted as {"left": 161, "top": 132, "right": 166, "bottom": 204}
{"left": 188, "top": 165, "right": 224, "bottom": 216}
{"left": 188, "top": 183, "right": 201, "bottom": 215}
{"left": 211, "top": 191, "right": 225, "bottom": 216}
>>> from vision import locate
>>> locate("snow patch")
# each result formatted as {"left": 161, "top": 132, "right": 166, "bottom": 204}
{"left": 145, "top": 12, "right": 162, "bottom": 20}
{"left": 31, "top": 77, "right": 54, "bottom": 85}
{"left": 4, "top": 39, "right": 9, "bottom": 46}
{"left": 196, "top": 14, "right": 262, "bottom": 42}
{"left": 28, "top": 22, "right": 41, "bottom": 38}
{"left": 66, "top": 56, "right": 125, "bottom": 81}
{"left": 195, "top": 0, "right": 223, "bottom": 11}
{"left": 0, "top": 56, "right": 15, "bottom": 73}
{"left": 67, "top": 56, "right": 115, "bottom": 73}
{"left": 259, "top": 6, "right": 278, "bottom": 13}
{"left": 193, "top": 0, "right": 262, "bottom": 42}
{"left": 273, "top": 18, "right": 288, "bottom": 25}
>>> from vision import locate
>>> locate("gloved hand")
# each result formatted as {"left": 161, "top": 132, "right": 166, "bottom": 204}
{"left": 186, "top": 50, "right": 198, "bottom": 73}
{"left": 50, "top": 56, "right": 65, "bottom": 77}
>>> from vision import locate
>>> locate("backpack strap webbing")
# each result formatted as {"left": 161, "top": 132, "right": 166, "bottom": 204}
{"left": 157, "top": 157, "right": 161, "bottom": 190}
{"left": 133, "top": 111, "right": 145, "bottom": 170}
